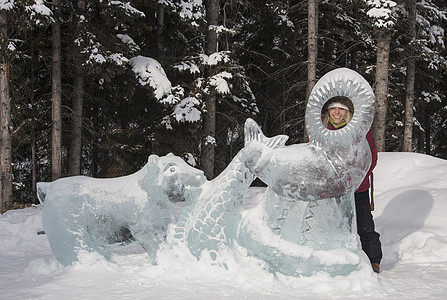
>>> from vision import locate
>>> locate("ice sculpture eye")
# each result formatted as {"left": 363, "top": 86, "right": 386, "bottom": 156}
{"left": 164, "top": 164, "right": 178, "bottom": 174}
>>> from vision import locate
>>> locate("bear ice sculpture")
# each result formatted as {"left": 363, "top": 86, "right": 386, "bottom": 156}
{"left": 37, "top": 154, "right": 207, "bottom": 265}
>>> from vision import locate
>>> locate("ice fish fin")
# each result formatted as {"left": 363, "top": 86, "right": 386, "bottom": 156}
{"left": 244, "top": 118, "right": 289, "bottom": 149}
{"left": 36, "top": 182, "right": 50, "bottom": 204}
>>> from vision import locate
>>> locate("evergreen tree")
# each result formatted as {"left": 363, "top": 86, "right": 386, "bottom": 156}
{"left": 1, "top": 0, "right": 52, "bottom": 208}
{"left": 235, "top": 1, "right": 306, "bottom": 143}
{"left": 1, "top": 0, "right": 446, "bottom": 209}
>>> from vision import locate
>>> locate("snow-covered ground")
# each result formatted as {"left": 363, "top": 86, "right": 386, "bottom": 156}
{"left": 1, "top": 152, "right": 446, "bottom": 299}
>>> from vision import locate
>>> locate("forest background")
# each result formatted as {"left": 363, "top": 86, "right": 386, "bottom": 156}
{"left": 0, "top": 0, "right": 446, "bottom": 212}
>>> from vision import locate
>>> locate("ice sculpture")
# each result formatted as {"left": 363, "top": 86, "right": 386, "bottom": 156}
{"left": 38, "top": 67, "right": 375, "bottom": 277}
{"left": 37, "top": 121, "right": 287, "bottom": 266}
{"left": 37, "top": 154, "right": 207, "bottom": 266}
{"left": 238, "top": 68, "right": 375, "bottom": 276}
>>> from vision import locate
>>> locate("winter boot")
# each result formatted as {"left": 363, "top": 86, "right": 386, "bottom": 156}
{"left": 372, "top": 263, "right": 380, "bottom": 273}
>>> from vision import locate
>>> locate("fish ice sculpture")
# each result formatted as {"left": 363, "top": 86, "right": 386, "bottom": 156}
{"left": 238, "top": 68, "right": 376, "bottom": 276}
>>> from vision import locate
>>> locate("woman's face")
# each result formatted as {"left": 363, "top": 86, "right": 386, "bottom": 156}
{"left": 329, "top": 107, "right": 347, "bottom": 124}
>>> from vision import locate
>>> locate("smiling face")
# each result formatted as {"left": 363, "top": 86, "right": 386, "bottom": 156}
{"left": 329, "top": 107, "right": 347, "bottom": 124}
{"left": 321, "top": 96, "right": 354, "bottom": 129}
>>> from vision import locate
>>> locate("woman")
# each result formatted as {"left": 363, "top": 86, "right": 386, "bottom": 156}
{"left": 323, "top": 96, "right": 383, "bottom": 273}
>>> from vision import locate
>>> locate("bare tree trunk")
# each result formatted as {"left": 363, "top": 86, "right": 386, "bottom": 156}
{"left": 52, "top": 0, "right": 63, "bottom": 180}
{"left": 0, "top": 9, "right": 12, "bottom": 213}
{"left": 305, "top": 0, "right": 318, "bottom": 140}
{"left": 32, "top": 131, "right": 37, "bottom": 203}
{"left": 417, "top": 103, "right": 425, "bottom": 153}
{"left": 69, "top": 66, "right": 83, "bottom": 175}
{"left": 306, "top": 0, "right": 318, "bottom": 99}
{"left": 69, "top": 0, "right": 86, "bottom": 176}
{"left": 425, "top": 111, "right": 431, "bottom": 155}
{"left": 31, "top": 48, "right": 37, "bottom": 203}
{"left": 372, "top": 31, "right": 392, "bottom": 152}
{"left": 403, "top": 0, "right": 416, "bottom": 152}
{"left": 201, "top": 0, "right": 219, "bottom": 179}
{"left": 156, "top": 4, "right": 164, "bottom": 56}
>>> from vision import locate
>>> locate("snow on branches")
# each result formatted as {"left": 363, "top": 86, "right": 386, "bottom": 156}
{"left": 366, "top": 0, "right": 397, "bottom": 28}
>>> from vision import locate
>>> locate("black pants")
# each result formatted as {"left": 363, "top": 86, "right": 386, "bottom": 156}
{"left": 355, "top": 190, "right": 382, "bottom": 264}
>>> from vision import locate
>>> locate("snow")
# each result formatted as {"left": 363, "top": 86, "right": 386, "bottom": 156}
{"left": 427, "top": 25, "right": 445, "bottom": 47}
{"left": 208, "top": 71, "right": 232, "bottom": 94}
{"left": 117, "top": 34, "right": 140, "bottom": 52}
{"left": 1, "top": 152, "right": 447, "bottom": 299}
{"left": 204, "top": 135, "right": 216, "bottom": 145}
{"left": 26, "top": 0, "right": 53, "bottom": 22}
{"left": 172, "top": 97, "right": 201, "bottom": 122}
{"left": 173, "top": 61, "right": 200, "bottom": 74}
{"left": 366, "top": 0, "right": 397, "bottom": 28}
{"left": 0, "top": 0, "right": 15, "bottom": 11}
{"left": 174, "top": 0, "right": 203, "bottom": 21}
{"left": 129, "top": 56, "right": 172, "bottom": 100}
{"left": 1, "top": 0, "right": 53, "bottom": 25}
{"left": 109, "top": 1, "right": 145, "bottom": 17}
{"left": 199, "top": 51, "right": 231, "bottom": 66}
{"left": 209, "top": 25, "right": 237, "bottom": 35}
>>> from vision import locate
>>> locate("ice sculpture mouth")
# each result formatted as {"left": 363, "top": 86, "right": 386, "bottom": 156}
{"left": 306, "top": 68, "right": 375, "bottom": 149}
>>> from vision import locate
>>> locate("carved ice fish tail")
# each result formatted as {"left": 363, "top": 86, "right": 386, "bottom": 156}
{"left": 173, "top": 153, "right": 249, "bottom": 258}
{"left": 244, "top": 118, "right": 288, "bottom": 148}
{"left": 172, "top": 119, "right": 289, "bottom": 259}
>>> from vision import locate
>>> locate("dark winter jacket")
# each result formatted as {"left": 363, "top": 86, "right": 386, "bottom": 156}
{"left": 327, "top": 121, "right": 377, "bottom": 193}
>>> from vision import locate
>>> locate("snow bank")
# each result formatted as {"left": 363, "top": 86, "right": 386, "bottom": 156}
{"left": 1, "top": 152, "right": 447, "bottom": 299}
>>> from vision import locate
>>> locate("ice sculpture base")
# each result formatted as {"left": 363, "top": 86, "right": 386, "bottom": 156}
{"left": 238, "top": 189, "right": 363, "bottom": 277}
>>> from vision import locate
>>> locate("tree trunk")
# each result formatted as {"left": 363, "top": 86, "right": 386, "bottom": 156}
{"left": 403, "top": 0, "right": 416, "bottom": 152}
{"left": 372, "top": 30, "right": 392, "bottom": 152}
{"left": 32, "top": 131, "right": 37, "bottom": 203}
{"left": 305, "top": 0, "right": 318, "bottom": 140}
{"left": 69, "top": 0, "right": 86, "bottom": 176}
{"left": 69, "top": 64, "right": 84, "bottom": 176}
{"left": 201, "top": 0, "right": 219, "bottom": 179}
{"left": 425, "top": 111, "right": 431, "bottom": 155}
{"left": 0, "top": 9, "right": 12, "bottom": 213}
{"left": 417, "top": 102, "right": 425, "bottom": 153}
{"left": 31, "top": 47, "right": 37, "bottom": 203}
{"left": 156, "top": 4, "right": 164, "bottom": 56}
{"left": 306, "top": 0, "right": 318, "bottom": 99}
{"left": 52, "top": 0, "right": 63, "bottom": 180}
